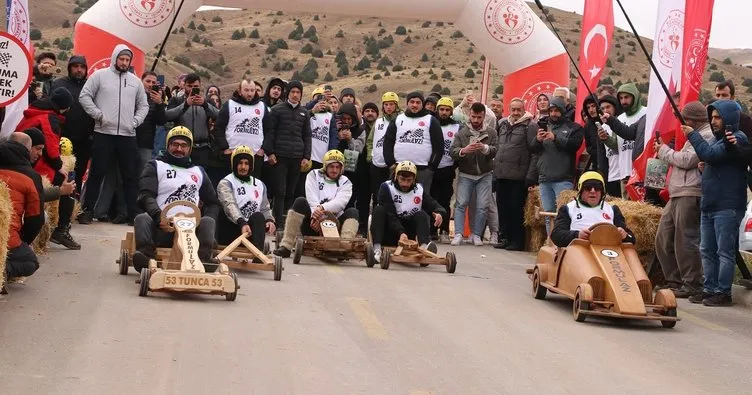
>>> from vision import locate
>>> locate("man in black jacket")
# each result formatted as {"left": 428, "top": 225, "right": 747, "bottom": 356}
{"left": 136, "top": 71, "right": 167, "bottom": 176}
{"left": 262, "top": 77, "right": 287, "bottom": 109}
{"left": 133, "top": 127, "right": 219, "bottom": 273}
{"left": 383, "top": 91, "right": 444, "bottom": 192}
{"left": 52, "top": 55, "right": 94, "bottom": 193}
{"left": 263, "top": 80, "right": 312, "bottom": 227}
{"left": 29, "top": 52, "right": 57, "bottom": 103}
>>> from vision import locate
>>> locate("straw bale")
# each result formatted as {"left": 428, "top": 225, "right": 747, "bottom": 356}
{"left": 523, "top": 186, "right": 545, "bottom": 228}
{"left": 61, "top": 154, "right": 76, "bottom": 173}
{"left": 32, "top": 177, "right": 53, "bottom": 255}
{"left": 0, "top": 182, "right": 12, "bottom": 289}
{"left": 526, "top": 226, "right": 547, "bottom": 252}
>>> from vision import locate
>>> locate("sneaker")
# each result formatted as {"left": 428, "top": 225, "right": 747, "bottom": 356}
{"left": 274, "top": 246, "right": 291, "bottom": 258}
{"left": 50, "top": 227, "right": 81, "bottom": 250}
{"left": 96, "top": 216, "right": 109, "bottom": 223}
{"left": 472, "top": 235, "right": 483, "bottom": 246}
{"left": 450, "top": 234, "right": 463, "bottom": 246}
{"left": 703, "top": 293, "right": 732, "bottom": 307}
{"left": 132, "top": 251, "right": 151, "bottom": 273}
{"left": 489, "top": 232, "right": 498, "bottom": 245}
{"left": 430, "top": 233, "right": 440, "bottom": 241}
{"left": 77, "top": 210, "right": 93, "bottom": 225}
{"left": 111, "top": 215, "right": 128, "bottom": 225}
{"left": 439, "top": 232, "right": 451, "bottom": 244}
{"left": 688, "top": 292, "right": 712, "bottom": 304}
{"left": 672, "top": 287, "right": 699, "bottom": 299}
{"left": 426, "top": 241, "right": 438, "bottom": 254}
{"left": 373, "top": 248, "right": 382, "bottom": 263}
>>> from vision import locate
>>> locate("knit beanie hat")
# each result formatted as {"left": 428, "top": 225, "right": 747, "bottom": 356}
{"left": 117, "top": 49, "right": 133, "bottom": 59}
{"left": 406, "top": 91, "right": 424, "bottom": 103}
{"left": 362, "top": 102, "right": 379, "bottom": 115}
{"left": 340, "top": 88, "right": 356, "bottom": 101}
{"left": 681, "top": 101, "right": 707, "bottom": 122}
{"left": 23, "top": 128, "right": 45, "bottom": 146}
{"left": 49, "top": 87, "right": 74, "bottom": 111}
{"left": 286, "top": 80, "right": 303, "bottom": 95}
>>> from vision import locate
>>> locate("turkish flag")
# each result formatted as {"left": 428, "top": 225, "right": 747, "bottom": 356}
{"left": 574, "top": 0, "right": 614, "bottom": 126}
{"left": 675, "top": 0, "right": 714, "bottom": 149}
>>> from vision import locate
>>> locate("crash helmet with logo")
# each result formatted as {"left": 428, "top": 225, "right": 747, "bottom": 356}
{"left": 166, "top": 126, "right": 193, "bottom": 147}
{"left": 231, "top": 145, "right": 254, "bottom": 179}
{"left": 322, "top": 149, "right": 345, "bottom": 180}
{"left": 394, "top": 160, "right": 417, "bottom": 192}
{"left": 59, "top": 137, "right": 73, "bottom": 156}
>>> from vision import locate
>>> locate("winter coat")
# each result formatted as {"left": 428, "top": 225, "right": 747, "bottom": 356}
{"left": 657, "top": 123, "right": 713, "bottom": 198}
{"left": 165, "top": 94, "right": 219, "bottom": 144}
{"left": 551, "top": 200, "right": 634, "bottom": 248}
{"left": 15, "top": 99, "right": 65, "bottom": 184}
{"left": 79, "top": 44, "right": 149, "bottom": 137}
{"left": 51, "top": 55, "right": 95, "bottom": 141}
{"left": 530, "top": 116, "right": 584, "bottom": 183}
{"left": 0, "top": 141, "right": 44, "bottom": 249}
{"left": 262, "top": 77, "right": 287, "bottom": 108}
{"left": 377, "top": 181, "right": 445, "bottom": 235}
{"left": 263, "top": 101, "right": 312, "bottom": 160}
{"left": 136, "top": 94, "right": 167, "bottom": 150}
{"left": 690, "top": 100, "right": 749, "bottom": 212}
{"left": 29, "top": 66, "right": 54, "bottom": 103}
{"left": 494, "top": 112, "right": 538, "bottom": 182}
{"left": 450, "top": 123, "right": 498, "bottom": 177}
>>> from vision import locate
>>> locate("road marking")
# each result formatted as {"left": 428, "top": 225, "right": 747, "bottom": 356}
{"left": 678, "top": 309, "right": 730, "bottom": 332}
{"left": 347, "top": 297, "right": 388, "bottom": 340}
{"left": 327, "top": 265, "right": 343, "bottom": 273}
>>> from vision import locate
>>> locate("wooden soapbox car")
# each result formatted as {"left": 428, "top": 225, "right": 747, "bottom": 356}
{"left": 292, "top": 214, "right": 372, "bottom": 266}
{"left": 529, "top": 214, "right": 679, "bottom": 328}
{"left": 214, "top": 234, "right": 283, "bottom": 281}
{"left": 379, "top": 239, "right": 457, "bottom": 273}
{"left": 118, "top": 201, "right": 240, "bottom": 301}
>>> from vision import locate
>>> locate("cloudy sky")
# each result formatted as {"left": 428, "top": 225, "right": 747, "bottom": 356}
{"left": 539, "top": 0, "right": 749, "bottom": 49}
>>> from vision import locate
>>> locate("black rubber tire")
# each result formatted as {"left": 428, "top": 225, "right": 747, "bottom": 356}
{"left": 661, "top": 308, "right": 677, "bottom": 328}
{"left": 533, "top": 267, "right": 547, "bottom": 300}
{"left": 380, "top": 249, "right": 391, "bottom": 270}
{"left": 119, "top": 249, "right": 129, "bottom": 275}
{"left": 273, "top": 255, "right": 283, "bottom": 281}
{"left": 365, "top": 242, "right": 375, "bottom": 268}
{"left": 445, "top": 251, "right": 457, "bottom": 274}
{"left": 263, "top": 240, "right": 271, "bottom": 255}
{"left": 293, "top": 237, "right": 303, "bottom": 265}
{"left": 226, "top": 273, "right": 238, "bottom": 301}
{"left": 138, "top": 269, "right": 150, "bottom": 297}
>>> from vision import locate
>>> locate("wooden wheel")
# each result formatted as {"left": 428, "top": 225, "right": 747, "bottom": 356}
{"left": 573, "top": 286, "right": 590, "bottom": 322}
{"left": 159, "top": 200, "right": 201, "bottom": 232}
{"left": 138, "top": 269, "right": 150, "bottom": 297}
{"left": 365, "top": 242, "right": 375, "bottom": 268}
{"left": 293, "top": 237, "right": 303, "bottom": 264}
{"left": 119, "top": 248, "right": 129, "bottom": 275}
{"left": 226, "top": 273, "right": 239, "bottom": 301}
{"left": 263, "top": 240, "right": 271, "bottom": 255}
{"left": 380, "top": 249, "right": 392, "bottom": 270}
{"left": 273, "top": 255, "right": 283, "bottom": 281}
{"left": 445, "top": 251, "right": 457, "bottom": 273}
{"left": 661, "top": 308, "right": 677, "bottom": 328}
{"left": 532, "top": 266, "right": 547, "bottom": 300}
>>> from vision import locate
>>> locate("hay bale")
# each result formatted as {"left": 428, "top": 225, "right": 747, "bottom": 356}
{"left": 61, "top": 154, "right": 76, "bottom": 173}
{"left": 0, "top": 182, "right": 12, "bottom": 289}
{"left": 32, "top": 177, "right": 54, "bottom": 255}
{"left": 526, "top": 226, "right": 546, "bottom": 252}
{"left": 523, "top": 186, "right": 545, "bottom": 228}
{"left": 556, "top": 189, "right": 579, "bottom": 210}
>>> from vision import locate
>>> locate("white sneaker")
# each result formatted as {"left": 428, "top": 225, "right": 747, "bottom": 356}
{"left": 451, "top": 234, "right": 463, "bottom": 246}
{"left": 472, "top": 235, "right": 483, "bottom": 246}
{"left": 490, "top": 232, "right": 498, "bottom": 245}
{"left": 373, "top": 248, "right": 381, "bottom": 263}
{"left": 439, "top": 232, "right": 450, "bottom": 244}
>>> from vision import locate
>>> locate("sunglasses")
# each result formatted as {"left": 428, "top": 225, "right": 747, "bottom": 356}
{"left": 582, "top": 183, "right": 603, "bottom": 192}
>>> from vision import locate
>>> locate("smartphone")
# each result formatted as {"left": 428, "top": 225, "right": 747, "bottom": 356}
{"left": 537, "top": 118, "right": 548, "bottom": 130}
{"left": 151, "top": 85, "right": 161, "bottom": 92}
{"left": 191, "top": 87, "right": 200, "bottom": 96}
{"left": 595, "top": 121, "right": 602, "bottom": 130}
{"left": 157, "top": 74, "right": 165, "bottom": 87}
{"left": 67, "top": 171, "right": 76, "bottom": 182}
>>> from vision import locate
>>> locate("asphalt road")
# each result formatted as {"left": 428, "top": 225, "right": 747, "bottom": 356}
{"left": 2, "top": 223, "right": 752, "bottom": 394}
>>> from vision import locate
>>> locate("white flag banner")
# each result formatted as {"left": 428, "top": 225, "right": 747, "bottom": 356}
{"left": 1, "top": 0, "right": 31, "bottom": 137}
{"left": 643, "top": 0, "right": 685, "bottom": 150}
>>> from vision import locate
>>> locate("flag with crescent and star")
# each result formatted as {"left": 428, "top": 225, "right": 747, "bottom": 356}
{"left": 574, "top": 0, "right": 614, "bottom": 126}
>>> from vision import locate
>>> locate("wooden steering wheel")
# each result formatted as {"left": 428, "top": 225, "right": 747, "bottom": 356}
{"left": 160, "top": 200, "right": 202, "bottom": 232}
{"left": 588, "top": 222, "right": 623, "bottom": 246}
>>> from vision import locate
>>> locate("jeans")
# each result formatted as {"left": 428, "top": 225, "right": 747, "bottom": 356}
{"left": 700, "top": 209, "right": 744, "bottom": 295}
{"left": 454, "top": 173, "right": 493, "bottom": 237}
{"left": 153, "top": 126, "right": 167, "bottom": 157}
{"left": 539, "top": 180, "right": 574, "bottom": 233}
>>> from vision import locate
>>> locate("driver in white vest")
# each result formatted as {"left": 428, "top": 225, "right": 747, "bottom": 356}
{"left": 370, "top": 161, "right": 446, "bottom": 263}
{"left": 383, "top": 91, "right": 445, "bottom": 192}
{"left": 215, "top": 79, "right": 271, "bottom": 180}
{"left": 273, "top": 150, "right": 360, "bottom": 258}
{"left": 216, "top": 145, "right": 276, "bottom": 253}
{"left": 551, "top": 171, "right": 635, "bottom": 248}
{"left": 133, "top": 126, "right": 220, "bottom": 272}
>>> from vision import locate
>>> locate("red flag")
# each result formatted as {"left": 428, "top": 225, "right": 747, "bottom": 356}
{"left": 676, "top": 0, "right": 714, "bottom": 148}
{"left": 573, "top": 0, "right": 614, "bottom": 168}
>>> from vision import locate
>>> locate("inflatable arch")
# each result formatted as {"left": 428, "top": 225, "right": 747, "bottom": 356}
{"left": 73, "top": 0, "right": 569, "bottom": 112}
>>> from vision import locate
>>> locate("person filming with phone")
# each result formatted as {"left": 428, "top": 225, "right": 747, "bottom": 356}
{"left": 135, "top": 71, "right": 167, "bottom": 176}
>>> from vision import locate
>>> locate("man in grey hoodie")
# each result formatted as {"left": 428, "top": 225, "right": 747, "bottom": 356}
{"left": 78, "top": 44, "right": 149, "bottom": 225}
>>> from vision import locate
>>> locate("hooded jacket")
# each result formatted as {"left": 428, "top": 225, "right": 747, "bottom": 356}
{"left": 581, "top": 95, "right": 600, "bottom": 171}
{"left": 79, "top": 45, "right": 149, "bottom": 137}
{"left": 594, "top": 95, "right": 624, "bottom": 180}
{"left": 30, "top": 64, "right": 55, "bottom": 103}
{"left": 618, "top": 83, "right": 644, "bottom": 117}
{"left": 165, "top": 88, "right": 220, "bottom": 145}
{"left": 657, "top": 122, "right": 713, "bottom": 198}
{"left": 262, "top": 77, "right": 287, "bottom": 108}
{"left": 15, "top": 99, "right": 66, "bottom": 184}
{"left": 530, "top": 98, "right": 584, "bottom": 183}
{"left": 335, "top": 102, "right": 364, "bottom": 154}
{"left": 135, "top": 85, "right": 167, "bottom": 150}
{"left": 214, "top": 91, "right": 271, "bottom": 152}
{"left": 52, "top": 56, "right": 95, "bottom": 141}
{"left": 0, "top": 141, "right": 44, "bottom": 249}
{"left": 383, "top": 108, "right": 444, "bottom": 170}
{"left": 206, "top": 85, "right": 222, "bottom": 108}
{"left": 495, "top": 111, "right": 539, "bottom": 182}
{"left": 688, "top": 100, "right": 748, "bottom": 212}
{"left": 604, "top": 83, "right": 647, "bottom": 161}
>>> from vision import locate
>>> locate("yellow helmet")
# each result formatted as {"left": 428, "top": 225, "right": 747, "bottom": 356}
{"left": 166, "top": 126, "right": 193, "bottom": 146}
{"left": 437, "top": 97, "right": 454, "bottom": 109}
{"left": 59, "top": 137, "right": 73, "bottom": 156}
{"left": 311, "top": 86, "right": 325, "bottom": 98}
{"left": 577, "top": 171, "right": 605, "bottom": 191}
{"left": 382, "top": 91, "right": 399, "bottom": 104}
{"left": 322, "top": 149, "right": 345, "bottom": 168}
{"left": 395, "top": 160, "right": 417, "bottom": 178}
{"left": 231, "top": 145, "right": 254, "bottom": 164}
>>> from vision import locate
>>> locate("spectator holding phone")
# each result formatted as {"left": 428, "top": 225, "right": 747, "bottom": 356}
{"left": 134, "top": 71, "right": 167, "bottom": 177}
{"left": 165, "top": 73, "right": 222, "bottom": 185}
